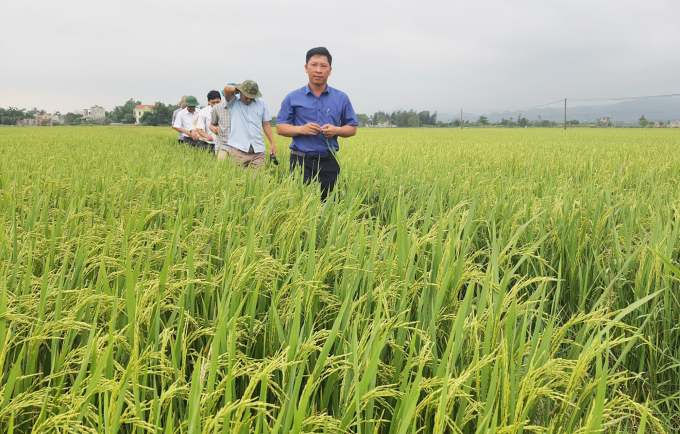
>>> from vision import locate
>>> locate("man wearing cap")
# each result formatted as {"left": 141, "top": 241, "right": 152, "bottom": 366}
{"left": 214, "top": 80, "right": 276, "bottom": 169}
{"left": 171, "top": 96, "right": 187, "bottom": 143}
{"left": 172, "top": 96, "right": 201, "bottom": 146}
{"left": 276, "top": 47, "right": 358, "bottom": 200}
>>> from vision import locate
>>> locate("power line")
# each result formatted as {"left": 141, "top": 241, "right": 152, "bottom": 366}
{"left": 449, "top": 93, "right": 679, "bottom": 115}
{"left": 569, "top": 93, "right": 680, "bottom": 102}
{"left": 463, "top": 99, "right": 564, "bottom": 114}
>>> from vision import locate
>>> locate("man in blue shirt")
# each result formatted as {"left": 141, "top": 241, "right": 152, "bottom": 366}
{"left": 277, "top": 47, "right": 358, "bottom": 200}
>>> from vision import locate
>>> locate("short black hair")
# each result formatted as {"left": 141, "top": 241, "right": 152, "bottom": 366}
{"left": 207, "top": 90, "right": 221, "bottom": 101}
{"left": 306, "top": 47, "right": 332, "bottom": 66}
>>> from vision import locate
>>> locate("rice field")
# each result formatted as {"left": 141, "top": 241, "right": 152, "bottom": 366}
{"left": 1, "top": 126, "right": 680, "bottom": 433}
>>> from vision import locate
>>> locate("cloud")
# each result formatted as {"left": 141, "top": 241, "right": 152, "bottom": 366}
{"left": 1, "top": 0, "right": 678, "bottom": 114}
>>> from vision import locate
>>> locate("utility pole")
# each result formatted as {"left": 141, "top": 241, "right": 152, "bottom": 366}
{"left": 564, "top": 98, "right": 567, "bottom": 130}
{"left": 460, "top": 109, "right": 463, "bottom": 129}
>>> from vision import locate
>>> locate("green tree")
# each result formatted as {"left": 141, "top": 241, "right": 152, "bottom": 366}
{"left": 396, "top": 111, "right": 411, "bottom": 127}
{"left": 65, "top": 112, "right": 83, "bottom": 125}
{"left": 357, "top": 114, "right": 370, "bottom": 127}
{"left": 477, "top": 115, "right": 489, "bottom": 125}
{"left": 407, "top": 116, "right": 418, "bottom": 128}
{"left": 140, "top": 102, "right": 179, "bottom": 126}
{"left": 639, "top": 115, "right": 648, "bottom": 127}
{"left": 109, "top": 99, "right": 141, "bottom": 123}
{"left": 418, "top": 111, "right": 430, "bottom": 126}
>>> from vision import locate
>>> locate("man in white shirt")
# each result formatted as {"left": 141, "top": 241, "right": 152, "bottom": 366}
{"left": 172, "top": 95, "right": 200, "bottom": 145}
{"left": 171, "top": 95, "right": 187, "bottom": 143}
{"left": 193, "top": 91, "right": 221, "bottom": 153}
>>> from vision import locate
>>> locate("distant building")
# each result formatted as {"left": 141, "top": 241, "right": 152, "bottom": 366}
{"left": 16, "top": 118, "right": 38, "bottom": 126}
{"left": 82, "top": 106, "right": 105, "bottom": 120}
{"left": 598, "top": 117, "right": 611, "bottom": 127}
{"left": 91, "top": 106, "right": 105, "bottom": 119}
{"left": 671, "top": 121, "right": 680, "bottom": 128}
{"left": 369, "top": 120, "right": 396, "bottom": 128}
{"left": 134, "top": 105, "right": 155, "bottom": 124}
{"left": 37, "top": 112, "right": 53, "bottom": 126}
{"left": 49, "top": 113, "right": 65, "bottom": 124}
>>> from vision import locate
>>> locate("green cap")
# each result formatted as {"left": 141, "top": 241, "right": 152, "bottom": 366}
{"left": 184, "top": 96, "right": 199, "bottom": 107}
{"left": 236, "top": 80, "right": 262, "bottom": 99}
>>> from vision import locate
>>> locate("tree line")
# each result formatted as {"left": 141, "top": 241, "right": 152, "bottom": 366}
{"left": 0, "top": 107, "right": 47, "bottom": 125}
{"left": 357, "top": 110, "right": 439, "bottom": 127}
{"left": 0, "top": 99, "right": 180, "bottom": 126}
{"left": 106, "top": 99, "right": 180, "bottom": 126}
{"left": 356, "top": 111, "right": 587, "bottom": 128}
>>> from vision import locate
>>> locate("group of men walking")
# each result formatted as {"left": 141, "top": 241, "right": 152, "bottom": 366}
{"left": 171, "top": 47, "right": 359, "bottom": 200}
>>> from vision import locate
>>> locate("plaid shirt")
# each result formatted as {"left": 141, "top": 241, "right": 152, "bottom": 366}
{"left": 210, "top": 100, "right": 231, "bottom": 151}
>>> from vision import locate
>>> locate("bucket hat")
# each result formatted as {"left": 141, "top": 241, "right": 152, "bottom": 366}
{"left": 235, "top": 80, "right": 262, "bottom": 99}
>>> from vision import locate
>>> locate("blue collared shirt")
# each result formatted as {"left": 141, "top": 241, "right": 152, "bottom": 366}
{"left": 227, "top": 94, "right": 271, "bottom": 153}
{"left": 277, "top": 84, "right": 359, "bottom": 156}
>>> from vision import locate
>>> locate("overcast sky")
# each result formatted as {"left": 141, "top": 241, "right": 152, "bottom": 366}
{"left": 1, "top": 0, "right": 679, "bottom": 117}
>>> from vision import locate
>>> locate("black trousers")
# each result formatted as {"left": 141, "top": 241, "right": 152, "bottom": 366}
{"left": 183, "top": 138, "right": 213, "bottom": 153}
{"left": 290, "top": 154, "right": 340, "bottom": 201}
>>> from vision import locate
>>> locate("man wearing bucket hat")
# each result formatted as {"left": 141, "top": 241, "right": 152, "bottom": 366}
{"left": 172, "top": 95, "right": 201, "bottom": 146}
{"left": 212, "top": 80, "right": 276, "bottom": 169}
{"left": 276, "top": 47, "right": 358, "bottom": 201}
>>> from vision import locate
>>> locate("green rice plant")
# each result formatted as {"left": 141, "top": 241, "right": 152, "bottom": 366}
{"left": 0, "top": 126, "right": 679, "bottom": 433}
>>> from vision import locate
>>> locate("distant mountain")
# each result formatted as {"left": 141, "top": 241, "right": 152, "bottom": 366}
{"left": 437, "top": 97, "right": 680, "bottom": 125}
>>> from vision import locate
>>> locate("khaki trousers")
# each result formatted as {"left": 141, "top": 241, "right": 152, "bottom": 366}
{"left": 224, "top": 146, "right": 265, "bottom": 170}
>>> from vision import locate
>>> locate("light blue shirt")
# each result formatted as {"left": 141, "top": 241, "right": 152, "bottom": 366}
{"left": 227, "top": 94, "right": 271, "bottom": 153}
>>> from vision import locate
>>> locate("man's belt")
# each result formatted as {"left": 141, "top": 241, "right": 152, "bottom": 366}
{"left": 291, "top": 149, "right": 335, "bottom": 161}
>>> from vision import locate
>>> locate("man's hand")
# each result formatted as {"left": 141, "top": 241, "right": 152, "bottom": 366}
{"left": 321, "top": 124, "right": 339, "bottom": 138}
{"left": 190, "top": 131, "right": 199, "bottom": 141}
{"left": 270, "top": 143, "right": 276, "bottom": 155}
{"left": 299, "top": 123, "right": 323, "bottom": 136}
{"left": 209, "top": 125, "right": 219, "bottom": 135}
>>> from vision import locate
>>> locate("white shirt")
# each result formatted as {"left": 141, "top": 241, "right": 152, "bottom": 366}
{"left": 196, "top": 106, "right": 216, "bottom": 144}
{"left": 172, "top": 107, "right": 200, "bottom": 138}
{"left": 172, "top": 107, "right": 183, "bottom": 139}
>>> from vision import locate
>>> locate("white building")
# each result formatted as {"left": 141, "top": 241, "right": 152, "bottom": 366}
{"left": 82, "top": 106, "right": 106, "bottom": 120}
{"left": 49, "top": 113, "right": 65, "bottom": 124}
{"left": 134, "top": 105, "right": 155, "bottom": 124}
{"left": 91, "top": 106, "right": 105, "bottom": 119}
